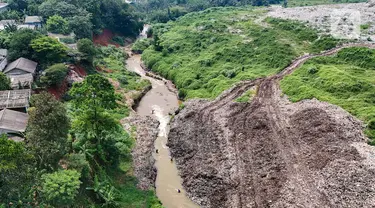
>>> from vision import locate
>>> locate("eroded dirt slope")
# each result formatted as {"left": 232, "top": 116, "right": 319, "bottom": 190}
{"left": 168, "top": 43, "right": 375, "bottom": 207}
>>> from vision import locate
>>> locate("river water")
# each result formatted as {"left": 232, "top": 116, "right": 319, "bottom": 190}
{"left": 126, "top": 51, "right": 199, "bottom": 207}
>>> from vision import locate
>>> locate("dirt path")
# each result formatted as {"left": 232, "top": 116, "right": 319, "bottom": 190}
{"left": 169, "top": 43, "right": 375, "bottom": 207}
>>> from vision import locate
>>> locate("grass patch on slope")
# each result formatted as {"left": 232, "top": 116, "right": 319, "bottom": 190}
{"left": 142, "top": 7, "right": 338, "bottom": 99}
{"left": 281, "top": 47, "right": 375, "bottom": 142}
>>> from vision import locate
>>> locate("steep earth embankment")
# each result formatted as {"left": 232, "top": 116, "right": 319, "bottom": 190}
{"left": 169, "top": 43, "right": 375, "bottom": 207}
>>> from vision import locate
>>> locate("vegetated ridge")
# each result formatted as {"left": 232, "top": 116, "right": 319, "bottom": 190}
{"left": 168, "top": 43, "right": 375, "bottom": 207}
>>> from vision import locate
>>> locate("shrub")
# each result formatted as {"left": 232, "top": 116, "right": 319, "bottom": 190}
{"left": 46, "top": 15, "right": 70, "bottom": 35}
{"left": 60, "top": 37, "right": 75, "bottom": 44}
{"left": 111, "top": 36, "right": 125, "bottom": 46}
{"left": 40, "top": 64, "right": 69, "bottom": 87}
{"left": 40, "top": 170, "right": 81, "bottom": 207}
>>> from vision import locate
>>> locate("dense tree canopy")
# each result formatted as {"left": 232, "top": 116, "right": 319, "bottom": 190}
{"left": 26, "top": 92, "right": 70, "bottom": 170}
{"left": 30, "top": 36, "right": 68, "bottom": 65}
{"left": 8, "top": 29, "right": 41, "bottom": 61}
{"left": 0, "top": 135, "right": 34, "bottom": 204}
{"left": 46, "top": 15, "right": 70, "bottom": 34}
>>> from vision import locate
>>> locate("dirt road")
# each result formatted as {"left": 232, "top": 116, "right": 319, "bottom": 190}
{"left": 168, "top": 43, "right": 375, "bottom": 207}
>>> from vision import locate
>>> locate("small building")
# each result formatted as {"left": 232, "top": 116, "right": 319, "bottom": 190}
{"left": 0, "top": 89, "right": 31, "bottom": 110}
{"left": 0, "top": 3, "right": 9, "bottom": 13}
{"left": 0, "top": 49, "right": 7, "bottom": 71}
{"left": 0, "top": 108, "right": 28, "bottom": 136}
{"left": 8, "top": 74, "right": 33, "bottom": 89}
{"left": 24, "top": 16, "right": 42, "bottom": 29}
{"left": 0, "top": 19, "right": 16, "bottom": 30}
{"left": 17, "top": 24, "right": 35, "bottom": 30}
{"left": 3, "top": 57, "right": 38, "bottom": 76}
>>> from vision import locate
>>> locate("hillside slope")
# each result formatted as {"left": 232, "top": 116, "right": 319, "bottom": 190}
{"left": 142, "top": 7, "right": 338, "bottom": 99}
{"left": 168, "top": 44, "right": 375, "bottom": 207}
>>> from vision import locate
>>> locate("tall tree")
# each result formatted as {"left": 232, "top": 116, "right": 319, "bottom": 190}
{"left": 69, "top": 75, "right": 121, "bottom": 167}
{"left": 77, "top": 38, "right": 96, "bottom": 65}
{"left": 26, "top": 92, "right": 70, "bottom": 170}
{"left": 46, "top": 15, "right": 70, "bottom": 34}
{"left": 0, "top": 135, "right": 35, "bottom": 204}
{"left": 30, "top": 36, "right": 68, "bottom": 65}
{"left": 8, "top": 29, "right": 41, "bottom": 61}
{"left": 68, "top": 15, "right": 93, "bottom": 40}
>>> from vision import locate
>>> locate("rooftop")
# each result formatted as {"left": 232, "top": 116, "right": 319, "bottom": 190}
{"left": 0, "top": 19, "right": 16, "bottom": 25}
{"left": 25, "top": 16, "right": 42, "bottom": 23}
{"left": 4, "top": 57, "right": 38, "bottom": 74}
{"left": 0, "top": 3, "right": 8, "bottom": 9}
{"left": 0, "top": 89, "right": 31, "bottom": 109}
{"left": 8, "top": 74, "right": 33, "bottom": 89}
{"left": 0, "top": 108, "right": 28, "bottom": 133}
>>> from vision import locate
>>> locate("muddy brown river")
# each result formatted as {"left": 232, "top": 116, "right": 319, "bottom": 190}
{"left": 126, "top": 52, "right": 199, "bottom": 208}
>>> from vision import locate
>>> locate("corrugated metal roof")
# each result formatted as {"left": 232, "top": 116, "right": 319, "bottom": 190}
{"left": 0, "top": 3, "right": 9, "bottom": 9}
{"left": 0, "top": 49, "right": 7, "bottom": 57}
{"left": 4, "top": 58, "right": 37, "bottom": 74}
{"left": 25, "top": 16, "right": 42, "bottom": 23}
{"left": 8, "top": 74, "right": 33, "bottom": 89}
{"left": 0, "top": 20, "right": 16, "bottom": 25}
{"left": 0, "top": 109, "right": 28, "bottom": 133}
{"left": 0, "top": 89, "right": 30, "bottom": 109}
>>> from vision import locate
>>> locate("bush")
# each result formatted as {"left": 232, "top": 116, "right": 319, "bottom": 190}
{"left": 40, "top": 170, "right": 81, "bottom": 207}
{"left": 310, "top": 35, "right": 339, "bottom": 53}
{"left": 111, "top": 36, "right": 125, "bottom": 46}
{"left": 132, "top": 38, "right": 152, "bottom": 54}
{"left": 60, "top": 37, "right": 75, "bottom": 44}
{"left": 40, "top": 64, "right": 69, "bottom": 87}
{"left": 46, "top": 15, "right": 70, "bottom": 35}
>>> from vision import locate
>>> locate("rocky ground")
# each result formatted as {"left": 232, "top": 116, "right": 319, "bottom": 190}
{"left": 168, "top": 44, "right": 375, "bottom": 207}
{"left": 124, "top": 116, "right": 159, "bottom": 190}
{"left": 268, "top": 2, "right": 375, "bottom": 40}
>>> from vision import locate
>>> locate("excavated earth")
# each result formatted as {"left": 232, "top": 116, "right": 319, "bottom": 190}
{"left": 168, "top": 43, "right": 375, "bottom": 207}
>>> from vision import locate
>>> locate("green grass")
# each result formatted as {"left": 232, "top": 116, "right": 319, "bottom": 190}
{"left": 142, "top": 7, "right": 339, "bottom": 99}
{"left": 286, "top": 0, "right": 366, "bottom": 7}
{"left": 281, "top": 47, "right": 375, "bottom": 142}
{"left": 235, "top": 88, "right": 257, "bottom": 102}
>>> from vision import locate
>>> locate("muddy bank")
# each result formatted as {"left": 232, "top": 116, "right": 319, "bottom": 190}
{"left": 124, "top": 116, "right": 159, "bottom": 190}
{"left": 168, "top": 44, "right": 375, "bottom": 207}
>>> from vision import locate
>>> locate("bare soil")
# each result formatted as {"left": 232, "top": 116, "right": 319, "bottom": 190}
{"left": 168, "top": 43, "right": 375, "bottom": 207}
{"left": 268, "top": 3, "right": 375, "bottom": 40}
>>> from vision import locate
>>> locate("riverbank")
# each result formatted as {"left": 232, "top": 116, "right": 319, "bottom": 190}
{"left": 125, "top": 50, "right": 199, "bottom": 208}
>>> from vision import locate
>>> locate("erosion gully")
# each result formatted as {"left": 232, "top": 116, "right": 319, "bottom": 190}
{"left": 125, "top": 26, "right": 199, "bottom": 208}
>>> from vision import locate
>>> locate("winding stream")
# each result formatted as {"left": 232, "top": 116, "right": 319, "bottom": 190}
{"left": 125, "top": 32, "right": 199, "bottom": 207}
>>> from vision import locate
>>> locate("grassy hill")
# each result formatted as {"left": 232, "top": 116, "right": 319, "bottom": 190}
{"left": 141, "top": 6, "right": 338, "bottom": 99}
{"left": 281, "top": 47, "right": 375, "bottom": 142}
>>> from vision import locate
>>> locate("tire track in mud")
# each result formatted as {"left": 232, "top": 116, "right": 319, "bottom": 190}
{"left": 169, "top": 43, "right": 375, "bottom": 207}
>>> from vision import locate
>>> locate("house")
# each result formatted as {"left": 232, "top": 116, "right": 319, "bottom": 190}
{"left": 3, "top": 58, "right": 38, "bottom": 76}
{"left": 17, "top": 24, "right": 35, "bottom": 30}
{"left": 0, "top": 19, "right": 16, "bottom": 30}
{"left": 24, "top": 16, "right": 42, "bottom": 29}
{"left": 0, "top": 89, "right": 31, "bottom": 110}
{"left": 0, "top": 108, "right": 28, "bottom": 135}
{"left": 0, "top": 49, "right": 7, "bottom": 71}
{"left": 8, "top": 74, "right": 33, "bottom": 89}
{"left": 0, "top": 3, "right": 9, "bottom": 13}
